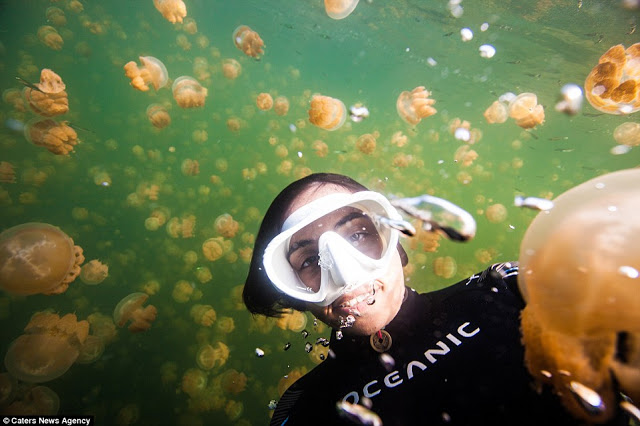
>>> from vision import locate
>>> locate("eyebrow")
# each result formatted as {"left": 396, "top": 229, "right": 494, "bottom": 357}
{"left": 286, "top": 211, "right": 367, "bottom": 262}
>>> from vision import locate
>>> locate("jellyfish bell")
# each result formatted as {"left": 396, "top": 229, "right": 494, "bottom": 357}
{"left": 123, "top": 56, "right": 168, "bottom": 92}
{"left": 153, "top": 0, "right": 187, "bottom": 24}
{"left": 0, "top": 223, "right": 84, "bottom": 296}
{"left": 23, "top": 86, "right": 69, "bottom": 117}
{"left": 232, "top": 25, "right": 265, "bottom": 59}
{"left": 508, "top": 93, "right": 545, "bottom": 129}
{"left": 483, "top": 100, "right": 508, "bottom": 124}
{"left": 324, "top": 0, "right": 360, "bottom": 19}
{"left": 308, "top": 94, "right": 347, "bottom": 131}
{"left": 518, "top": 168, "right": 640, "bottom": 422}
{"left": 36, "top": 69, "right": 66, "bottom": 94}
{"left": 396, "top": 86, "right": 437, "bottom": 125}
{"left": 113, "top": 292, "right": 157, "bottom": 333}
{"left": 146, "top": 103, "right": 171, "bottom": 129}
{"left": 613, "top": 121, "right": 640, "bottom": 147}
{"left": 24, "top": 118, "right": 78, "bottom": 155}
{"left": 172, "top": 76, "right": 207, "bottom": 108}
{"left": 79, "top": 259, "right": 108, "bottom": 285}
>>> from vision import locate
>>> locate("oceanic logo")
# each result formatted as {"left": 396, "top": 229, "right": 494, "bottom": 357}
{"left": 341, "top": 321, "right": 480, "bottom": 404}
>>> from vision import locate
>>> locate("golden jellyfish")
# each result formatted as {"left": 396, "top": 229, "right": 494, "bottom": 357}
{"left": 483, "top": 100, "right": 509, "bottom": 124}
{"left": 87, "top": 312, "right": 117, "bottom": 345}
{"left": 79, "top": 259, "right": 108, "bottom": 285}
{"left": 23, "top": 87, "right": 68, "bottom": 117}
{"left": 277, "top": 309, "right": 308, "bottom": 332}
{"left": 0, "top": 162, "right": 16, "bottom": 184}
{"left": 356, "top": 133, "right": 376, "bottom": 154}
{"left": 75, "top": 335, "right": 105, "bottom": 364}
{"left": 203, "top": 341, "right": 230, "bottom": 369}
{"left": 0, "top": 223, "right": 84, "bottom": 296}
{"left": 214, "top": 213, "right": 239, "bottom": 238}
{"left": 191, "top": 304, "right": 216, "bottom": 327}
{"left": 274, "top": 96, "right": 290, "bottom": 116}
{"left": 181, "top": 158, "right": 200, "bottom": 176}
{"left": 222, "top": 58, "right": 242, "bottom": 80}
{"left": 153, "top": 0, "right": 187, "bottom": 24}
{"left": 454, "top": 145, "right": 478, "bottom": 167}
{"left": 202, "top": 237, "right": 233, "bottom": 261}
{"left": 123, "top": 56, "right": 169, "bottom": 92}
{"left": 172, "top": 280, "right": 194, "bottom": 303}
{"left": 4, "top": 386, "right": 60, "bottom": 415}
{"left": 226, "top": 117, "right": 242, "bottom": 132}
{"left": 225, "top": 400, "right": 243, "bottom": 422}
{"left": 518, "top": 168, "right": 640, "bottom": 423}
{"left": 324, "top": 0, "right": 360, "bottom": 19}
{"left": 113, "top": 292, "right": 157, "bottom": 333}
{"left": 485, "top": 203, "right": 507, "bottom": 224}
{"left": 147, "top": 104, "right": 171, "bottom": 129}
{"left": 4, "top": 312, "right": 89, "bottom": 383}
{"left": 508, "top": 93, "right": 545, "bottom": 129}
{"left": 216, "top": 316, "right": 235, "bottom": 334}
{"left": 37, "top": 26, "right": 63, "bottom": 50}
{"left": 35, "top": 69, "right": 66, "bottom": 94}
{"left": 433, "top": 256, "right": 457, "bottom": 279}
{"left": 308, "top": 94, "right": 347, "bottom": 131}
{"left": 24, "top": 119, "right": 78, "bottom": 155}
{"left": 172, "top": 76, "right": 207, "bottom": 108}
{"left": 194, "top": 266, "right": 212, "bottom": 284}
{"left": 584, "top": 43, "right": 640, "bottom": 115}
{"left": 181, "top": 368, "right": 207, "bottom": 398}
{"left": 196, "top": 344, "right": 218, "bottom": 370}
{"left": 46, "top": 7, "right": 67, "bottom": 27}
{"left": 613, "top": 121, "right": 640, "bottom": 146}
{"left": 396, "top": 86, "right": 437, "bottom": 125}
{"left": 256, "top": 93, "right": 274, "bottom": 111}
{"left": 221, "top": 369, "right": 247, "bottom": 395}
{"left": 232, "top": 25, "right": 265, "bottom": 59}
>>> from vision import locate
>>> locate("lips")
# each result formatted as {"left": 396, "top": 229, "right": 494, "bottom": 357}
{"left": 334, "top": 282, "right": 379, "bottom": 309}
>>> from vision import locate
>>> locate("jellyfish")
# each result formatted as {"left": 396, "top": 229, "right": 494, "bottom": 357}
{"left": 196, "top": 344, "right": 218, "bottom": 370}
{"left": 232, "top": 25, "right": 265, "bottom": 59}
{"left": 274, "top": 96, "right": 290, "bottom": 116}
{"left": 308, "top": 94, "right": 347, "bottom": 131}
{"left": 113, "top": 292, "right": 157, "bottom": 333}
{"left": 147, "top": 104, "right": 171, "bottom": 129}
{"left": 191, "top": 304, "right": 216, "bottom": 327}
{"left": 172, "top": 280, "right": 194, "bottom": 303}
{"left": 396, "top": 86, "right": 437, "bottom": 125}
{"left": 508, "top": 93, "right": 545, "bottom": 129}
{"left": 584, "top": 43, "right": 640, "bottom": 115}
{"left": 222, "top": 59, "right": 242, "bottom": 80}
{"left": 181, "top": 369, "right": 207, "bottom": 398}
{"left": 433, "top": 256, "right": 457, "bottom": 279}
{"left": 37, "top": 26, "right": 63, "bottom": 50}
{"left": 0, "top": 223, "right": 84, "bottom": 295}
{"left": 176, "top": 33, "right": 191, "bottom": 51}
{"left": 172, "top": 76, "right": 207, "bottom": 108}
{"left": 75, "top": 335, "right": 105, "bottom": 364}
{"left": 123, "top": 56, "right": 169, "bottom": 92}
{"left": 277, "top": 309, "right": 308, "bottom": 332}
{"left": 194, "top": 266, "right": 212, "bottom": 284}
{"left": 214, "top": 213, "right": 239, "bottom": 238}
{"left": 518, "top": 168, "right": 640, "bottom": 423}
{"left": 87, "top": 312, "right": 117, "bottom": 345}
{"left": 3, "top": 386, "right": 60, "bottom": 415}
{"left": 454, "top": 145, "right": 478, "bottom": 167}
{"left": 483, "top": 100, "right": 508, "bottom": 124}
{"left": 324, "top": 0, "right": 360, "bottom": 19}
{"left": 153, "top": 0, "right": 187, "bottom": 24}
{"left": 256, "top": 93, "right": 273, "bottom": 111}
{"left": 356, "top": 133, "right": 376, "bottom": 154}
{"left": 216, "top": 316, "right": 235, "bottom": 334}
{"left": 46, "top": 7, "right": 67, "bottom": 27}
{"left": 202, "top": 237, "right": 233, "bottom": 261}
{"left": 485, "top": 203, "right": 507, "bottom": 224}
{"left": 79, "top": 259, "right": 108, "bottom": 285}
{"left": 24, "top": 119, "right": 78, "bottom": 155}
{"left": 4, "top": 312, "right": 89, "bottom": 383}
{"left": 181, "top": 158, "right": 200, "bottom": 176}
{"left": 613, "top": 122, "right": 640, "bottom": 146}
{"left": 0, "top": 162, "right": 16, "bottom": 184}
{"left": 225, "top": 400, "right": 243, "bottom": 422}
{"left": 23, "top": 87, "right": 69, "bottom": 117}
{"left": 221, "top": 369, "right": 247, "bottom": 395}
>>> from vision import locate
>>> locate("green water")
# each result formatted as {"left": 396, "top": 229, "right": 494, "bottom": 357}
{"left": 0, "top": 0, "right": 638, "bottom": 424}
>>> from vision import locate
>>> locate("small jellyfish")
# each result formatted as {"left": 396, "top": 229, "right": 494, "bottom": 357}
{"left": 308, "top": 94, "right": 347, "bottom": 131}
{"left": 483, "top": 100, "right": 508, "bottom": 124}
{"left": 190, "top": 304, "right": 216, "bottom": 326}
{"left": 222, "top": 59, "right": 242, "bottom": 80}
{"left": 172, "top": 76, "right": 207, "bottom": 108}
{"left": 113, "top": 292, "right": 157, "bottom": 333}
{"left": 202, "top": 237, "right": 233, "bottom": 261}
{"left": 0, "top": 162, "right": 16, "bottom": 184}
{"left": 181, "top": 158, "right": 200, "bottom": 176}
{"left": 24, "top": 119, "right": 78, "bottom": 155}
{"left": 123, "top": 56, "right": 169, "bottom": 92}
{"left": 46, "top": 7, "right": 67, "bottom": 27}
{"left": 171, "top": 280, "right": 194, "bottom": 303}
{"left": 147, "top": 104, "right": 171, "bottom": 129}
{"left": 433, "top": 256, "right": 457, "bottom": 279}
{"left": 232, "top": 25, "right": 265, "bottom": 59}
{"left": 256, "top": 93, "right": 274, "bottom": 111}
{"left": 274, "top": 96, "right": 290, "bottom": 116}
{"left": 221, "top": 369, "right": 248, "bottom": 394}
{"left": 614, "top": 122, "right": 640, "bottom": 146}
{"left": 79, "top": 259, "right": 108, "bottom": 285}
{"left": 396, "top": 86, "right": 437, "bottom": 125}
{"left": 0, "top": 223, "right": 84, "bottom": 295}
{"left": 75, "top": 335, "right": 105, "bottom": 364}
{"left": 324, "top": 0, "right": 360, "bottom": 19}
{"left": 214, "top": 213, "right": 239, "bottom": 238}
{"left": 485, "top": 203, "right": 508, "bottom": 224}
{"left": 37, "top": 26, "right": 63, "bottom": 50}
{"left": 181, "top": 369, "right": 207, "bottom": 398}
{"left": 356, "top": 133, "right": 376, "bottom": 154}
{"left": 196, "top": 345, "right": 219, "bottom": 370}
{"left": 153, "top": 0, "right": 187, "bottom": 24}
{"left": 584, "top": 43, "right": 640, "bottom": 115}
{"left": 508, "top": 93, "right": 545, "bottom": 129}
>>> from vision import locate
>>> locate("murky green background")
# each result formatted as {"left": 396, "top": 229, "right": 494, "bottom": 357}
{"left": 0, "top": 0, "right": 638, "bottom": 424}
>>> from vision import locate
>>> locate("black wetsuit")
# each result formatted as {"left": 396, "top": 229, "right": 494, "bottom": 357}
{"left": 270, "top": 263, "right": 627, "bottom": 426}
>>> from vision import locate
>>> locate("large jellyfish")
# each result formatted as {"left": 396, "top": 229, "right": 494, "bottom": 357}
{"left": 508, "top": 93, "right": 545, "bottom": 129}
{"left": 113, "top": 292, "right": 157, "bottom": 333}
{"left": 153, "top": 0, "right": 187, "bottom": 24}
{"left": 0, "top": 223, "right": 84, "bottom": 295}
{"left": 4, "top": 312, "right": 89, "bottom": 383}
{"left": 519, "top": 168, "right": 640, "bottom": 423}
{"left": 24, "top": 119, "right": 79, "bottom": 155}
{"left": 308, "top": 94, "right": 347, "bottom": 131}
{"left": 584, "top": 43, "right": 640, "bottom": 115}
{"left": 396, "top": 86, "right": 437, "bottom": 125}
{"left": 123, "top": 56, "right": 168, "bottom": 92}
{"left": 232, "top": 25, "right": 265, "bottom": 59}
{"left": 23, "top": 69, "right": 68, "bottom": 117}
{"left": 172, "top": 76, "right": 207, "bottom": 108}
{"left": 79, "top": 259, "right": 108, "bottom": 285}
{"left": 324, "top": 0, "right": 360, "bottom": 19}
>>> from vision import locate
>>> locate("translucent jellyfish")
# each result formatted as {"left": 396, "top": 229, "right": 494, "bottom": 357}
{"left": 4, "top": 312, "right": 89, "bottom": 383}
{"left": 147, "top": 104, "right": 171, "bottom": 129}
{"left": 202, "top": 237, "right": 233, "bottom": 261}
{"left": 172, "top": 280, "right": 194, "bottom": 303}
{"left": 226, "top": 117, "right": 242, "bottom": 132}
{"left": 46, "top": 7, "right": 67, "bottom": 27}
{"left": 172, "top": 76, "right": 207, "bottom": 108}
{"left": 214, "top": 214, "right": 239, "bottom": 238}
{"left": 87, "top": 312, "right": 117, "bottom": 345}
{"left": 508, "top": 93, "right": 545, "bottom": 129}
{"left": 181, "top": 368, "right": 207, "bottom": 398}
{"left": 454, "top": 145, "right": 478, "bottom": 167}
{"left": 75, "top": 335, "right": 105, "bottom": 364}
{"left": 113, "top": 292, "right": 157, "bottom": 333}
{"left": 276, "top": 309, "right": 308, "bottom": 332}
{"left": 23, "top": 87, "right": 68, "bottom": 117}
{"left": 182, "top": 17, "right": 197, "bottom": 34}
{"left": 396, "top": 86, "right": 437, "bottom": 125}
{"left": 356, "top": 133, "right": 376, "bottom": 154}
{"left": 194, "top": 266, "right": 212, "bottom": 283}
{"left": 519, "top": 168, "right": 640, "bottom": 423}
{"left": 222, "top": 59, "right": 242, "bottom": 80}
{"left": 0, "top": 223, "right": 84, "bottom": 295}
{"left": 256, "top": 93, "right": 273, "bottom": 111}
{"left": 181, "top": 158, "right": 200, "bottom": 176}
{"left": 24, "top": 119, "right": 78, "bottom": 155}
{"left": 123, "top": 56, "right": 169, "bottom": 92}
{"left": 485, "top": 203, "right": 507, "bottom": 223}
{"left": 4, "top": 386, "right": 60, "bottom": 415}
{"left": 613, "top": 122, "right": 640, "bottom": 146}
{"left": 0, "top": 162, "right": 16, "bottom": 184}
{"left": 225, "top": 400, "right": 243, "bottom": 421}
{"left": 196, "top": 344, "right": 217, "bottom": 370}
{"left": 191, "top": 304, "right": 216, "bottom": 326}
{"left": 433, "top": 256, "right": 457, "bottom": 279}
{"left": 584, "top": 43, "right": 640, "bottom": 115}
{"left": 274, "top": 96, "right": 290, "bottom": 116}
{"left": 153, "top": 0, "right": 187, "bottom": 24}
{"left": 37, "top": 26, "right": 63, "bottom": 50}
{"left": 308, "top": 94, "right": 347, "bottom": 131}
{"left": 221, "top": 369, "right": 247, "bottom": 395}
{"left": 483, "top": 100, "right": 508, "bottom": 124}
{"left": 324, "top": 0, "right": 360, "bottom": 19}
{"left": 232, "top": 25, "right": 265, "bottom": 59}
{"left": 216, "top": 316, "right": 235, "bottom": 334}
{"left": 79, "top": 259, "right": 108, "bottom": 285}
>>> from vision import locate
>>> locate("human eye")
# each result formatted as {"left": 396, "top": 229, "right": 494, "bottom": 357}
{"left": 300, "top": 254, "right": 319, "bottom": 270}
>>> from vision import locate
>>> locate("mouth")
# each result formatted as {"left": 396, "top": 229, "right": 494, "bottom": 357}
{"left": 333, "top": 282, "right": 379, "bottom": 312}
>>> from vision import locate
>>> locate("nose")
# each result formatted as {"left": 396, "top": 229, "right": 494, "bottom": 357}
{"left": 318, "top": 232, "right": 361, "bottom": 288}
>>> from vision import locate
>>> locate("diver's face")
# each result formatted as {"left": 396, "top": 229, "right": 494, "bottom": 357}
{"left": 285, "top": 184, "right": 406, "bottom": 336}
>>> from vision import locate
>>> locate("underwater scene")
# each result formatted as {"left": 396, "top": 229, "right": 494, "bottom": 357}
{"left": 0, "top": 0, "right": 639, "bottom": 424}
